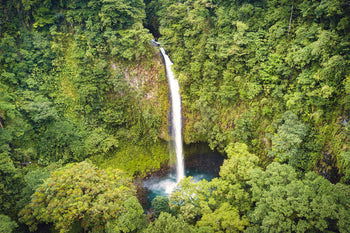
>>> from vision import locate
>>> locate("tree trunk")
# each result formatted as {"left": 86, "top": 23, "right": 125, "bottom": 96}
{"left": 0, "top": 115, "right": 4, "bottom": 128}
{"left": 288, "top": 0, "right": 294, "bottom": 37}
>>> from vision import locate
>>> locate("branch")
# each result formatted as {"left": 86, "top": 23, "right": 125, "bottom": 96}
{"left": 0, "top": 115, "right": 4, "bottom": 128}
{"left": 288, "top": 0, "right": 294, "bottom": 37}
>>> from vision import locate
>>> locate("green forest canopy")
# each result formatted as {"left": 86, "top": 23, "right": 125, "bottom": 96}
{"left": 0, "top": 0, "right": 349, "bottom": 232}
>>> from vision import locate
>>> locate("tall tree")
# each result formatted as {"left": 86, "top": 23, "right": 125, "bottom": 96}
{"left": 20, "top": 161, "right": 145, "bottom": 233}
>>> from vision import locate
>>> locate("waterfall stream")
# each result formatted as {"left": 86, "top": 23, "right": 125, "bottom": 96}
{"left": 142, "top": 43, "right": 223, "bottom": 204}
{"left": 159, "top": 47, "right": 185, "bottom": 183}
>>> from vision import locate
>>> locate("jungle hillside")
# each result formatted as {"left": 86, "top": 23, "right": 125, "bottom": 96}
{"left": 1, "top": 0, "right": 350, "bottom": 232}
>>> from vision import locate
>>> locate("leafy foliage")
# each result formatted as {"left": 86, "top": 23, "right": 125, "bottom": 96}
{"left": 167, "top": 143, "right": 256, "bottom": 232}
{"left": 151, "top": 196, "right": 171, "bottom": 217}
{"left": 211, "top": 143, "right": 259, "bottom": 212}
{"left": 197, "top": 202, "right": 248, "bottom": 233}
{"left": 1, "top": 0, "right": 350, "bottom": 232}
{"left": 19, "top": 161, "right": 145, "bottom": 233}
{"left": 143, "top": 212, "right": 196, "bottom": 233}
{"left": 0, "top": 215, "right": 18, "bottom": 233}
{"left": 163, "top": 144, "right": 349, "bottom": 233}
{"left": 247, "top": 162, "right": 350, "bottom": 233}
{"left": 0, "top": 153, "right": 23, "bottom": 216}
{"left": 269, "top": 111, "right": 308, "bottom": 169}
{"left": 156, "top": 0, "right": 350, "bottom": 176}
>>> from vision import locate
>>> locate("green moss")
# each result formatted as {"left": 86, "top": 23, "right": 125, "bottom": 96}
{"left": 91, "top": 141, "right": 169, "bottom": 178}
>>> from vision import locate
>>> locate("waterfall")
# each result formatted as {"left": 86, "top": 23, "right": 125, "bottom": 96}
{"left": 143, "top": 43, "right": 221, "bottom": 198}
{"left": 159, "top": 47, "right": 185, "bottom": 183}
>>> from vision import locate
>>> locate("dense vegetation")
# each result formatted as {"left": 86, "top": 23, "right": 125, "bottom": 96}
{"left": 0, "top": 0, "right": 169, "bottom": 231}
{"left": 1, "top": 0, "right": 349, "bottom": 232}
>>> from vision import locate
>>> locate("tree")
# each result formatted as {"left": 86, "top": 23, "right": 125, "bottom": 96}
{"left": 22, "top": 96, "right": 57, "bottom": 124}
{"left": 20, "top": 161, "right": 145, "bottom": 233}
{"left": 0, "top": 214, "right": 18, "bottom": 233}
{"left": 143, "top": 212, "right": 195, "bottom": 233}
{"left": 168, "top": 143, "right": 255, "bottom": 232}
{"left": 197, "top": 202, "right": 249, "bottom": 233}
{"left": 168, "top": 143, "right": 256, "bottom": 232}
{"left": 183, "top": 143, "right": 257, "bottom": 232}
{"left": 0, "top": 153, "right": 23, "bottom": 217}
{"left": 247, "top": 162, "right": 350, "bottom": 233}
{"left": 105, "top": 196, "right": 146, "bottom": 233}
{"left": 211, "top": 143, "right": 259, "bottom": 212}
{"left": 232, "top": 113, "right": 254, "bottom": 145}
{"left": 169, "top": 177, "right": 210, "bottom": 224}
{"left": 37, "top": 120, "right": 87, "bottom": 164}
{"left": 269, "top": 111, "right": 308, "bottom": 169}
{"left": 151, "top": 196, "right": 171, "bottom": 218}
{"left": 17, "top": 163, "right": 61, "bottom": 211}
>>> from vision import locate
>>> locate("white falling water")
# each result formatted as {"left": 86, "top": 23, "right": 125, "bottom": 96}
{"left": 160, "top": 47, "right": 185, "bottom": 184}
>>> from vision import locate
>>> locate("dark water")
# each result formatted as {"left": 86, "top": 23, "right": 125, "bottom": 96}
{"left": 141, "top": 148, "right": 224, "bottom": 207}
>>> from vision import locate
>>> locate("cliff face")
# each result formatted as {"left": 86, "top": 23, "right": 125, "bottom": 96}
{"left": 116, "top": 49, "right": 170, "bottom": 141}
